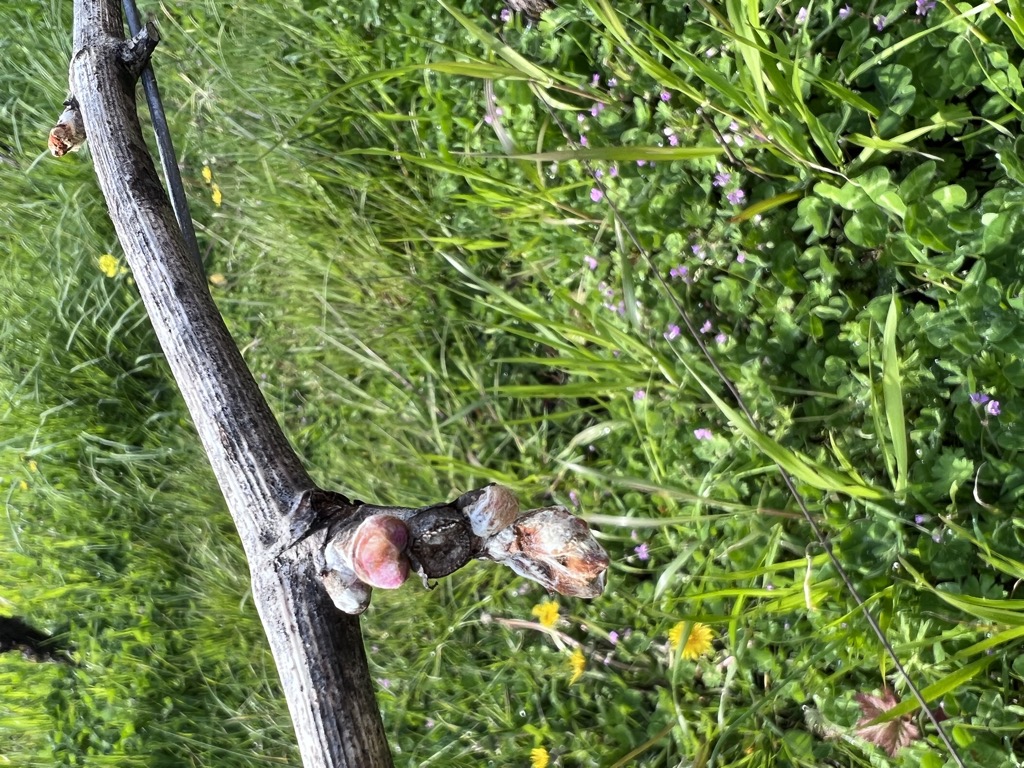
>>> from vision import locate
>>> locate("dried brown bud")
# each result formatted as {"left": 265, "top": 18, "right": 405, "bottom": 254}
{"left": 49, "top": 99, "right": 86, "bottom": 157}
{"left": 485, "top": 506, "right": 609, "bottom": 598}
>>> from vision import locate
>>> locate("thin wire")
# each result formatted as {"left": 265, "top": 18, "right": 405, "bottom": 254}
{"left": 121, "top": 0, "right": 203, "bottom": 271}
{"left": 527, "top": 82, "right": 967, "bottom": 766}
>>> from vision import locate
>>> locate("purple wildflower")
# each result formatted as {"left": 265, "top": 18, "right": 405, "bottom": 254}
{"left": 713, "top": 171, "right": 731, "bottom": 187}
{"left": 569, "top": 490, "right": 580, "bottom": 507}
{"left": 987, "top": 400, "right": 1001, "bottom": 416}
{"left": 609, "top": 630, "right": 619, "bottom": 645}
{"left": 736, "top": 252, "right": 747, "bottom": 263}
{"left": 694, "top": 428, "right": 713, "bottom": 440}
{"left": 591, "top": 73, "right": 600, "bottom": 86}
{"left": 609, "top": 164, "right": 619, "bottom": 177}
{"left": 916, "top": 0, "right": 936, "bottom": 14}
{"left": 670, "top": 265, "right": 688, "bottom": 280}
{"left": 970, "top": 392, "right": 992, "bottom": 405}
{"left": 914, "top": 514, "right": 928, "bottom": 525}
{"left": 590, "top": 187, "right": 604, "bottom": 202}
{"left": 668, "top": 134, "right": 679, "bottom": 146}
{"left": 580, "top": 135, "right": 589, "bottom": 146}
{"left": 633, "top": 389, "right": 646, "bottom": 401}
{"left": 839, "top": 4, "right": 852, "bottom": 18}
{"left": 664, "top": 324, "right": 681, "bottom": 341}
{"left": 660, "top": 91, "right": 671, "bottom": 102}
{"left": 874, "top": 14, "right": 886, "bottom": 30}
{"left": 577, "top": 112, "right": 586, "bottom": 123}
{"left": 584, "top": 255, "right": 598, "bottom": 270}
{"left": 700, "top": 320, "right": 713, "bottom": 334}
{"left": 634, "top": 543, "right": 650, "bottom": 561}
{"left": 608, "top": 78, "right": 618, "bottom": 87}
{"left": 637, "top": 159, "right": 647, "bottom": 167}
{"left": 796, "top": 6, "right": 808, "bottom": 23}
{"left": 727, "top": 188, "right": 746, "bottom": 205}
{"left": 594, "top": 168, "right": 603, "bottom": 180}
{"left": 715, "top": 333, "right": 728, "bottom": 344}
{"left": 500, "top": 7, "right": 513, "bottom": 22}
{"left": 483, "top": 114, "right": 493, "bottom": 125}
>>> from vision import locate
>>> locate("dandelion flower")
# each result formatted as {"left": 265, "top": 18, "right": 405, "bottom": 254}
{"left": 532, "top": 601, "right": 560, "bottom": 629}
{"left": 530, "top": 747, "right": 550, "bottom": 768}
{"left": 211, "top": 183, "right": 223, "bottom": 207}
{"left": 569, "top": 648, "right": 586, "bottom": 683}
{"left": 669, "top": 621, "right": 714, "bottom": 660}
{"left": 98, "top": 254, "right": 120, "bottom": 278}
{"left": 201, "top": 165, "right": 213, "bottom": 184}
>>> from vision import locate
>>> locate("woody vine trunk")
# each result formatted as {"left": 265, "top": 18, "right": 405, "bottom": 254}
{"left": 65, "top": 1, "right": 392, "bottom": 765}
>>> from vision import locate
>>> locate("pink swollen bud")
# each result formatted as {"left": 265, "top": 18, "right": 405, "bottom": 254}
{"left": 352, "top": 515, "right": 411, "bottom": 589}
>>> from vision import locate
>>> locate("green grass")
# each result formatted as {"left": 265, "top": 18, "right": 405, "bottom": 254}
{"left": 3, "top": 0, "right": 1024, "bottom": 765}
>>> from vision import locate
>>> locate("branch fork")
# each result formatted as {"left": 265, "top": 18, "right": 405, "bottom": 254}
{"left": 318, "top": 485, "right": 609, "bottom": 614}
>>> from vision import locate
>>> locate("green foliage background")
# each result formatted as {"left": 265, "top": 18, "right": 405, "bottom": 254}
{"left": 3, "top": 0, "right": 1024, "bottom": 765}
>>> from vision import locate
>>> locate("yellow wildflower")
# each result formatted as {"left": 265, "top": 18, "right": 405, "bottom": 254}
{"left": 27, "top": 460, "right": 37, "bottom": 473}
{"left": 531, "top": 601, "right": 559, "bottom": 629}
{"left": 209, "top": 273, "right": 227, "bottom": 288}
{"left": 569, "top": 648, "right": 585, "bottom": 684}
{"left": 211, "top": 183, "right": 223, "bottom": 207}
{"left": 669, "top": 621, "right": 714, "bottom": 661}
{"left": 18, "top": 480, "right": 28, "bottom": 492}
{"left": 530, "top": 746, "right": 550, "bottom": 768}
{"left": 98, "top": 254, "right": 120, "bottom": 278}
{"left": 201, "top": 165, "right": 213, "bottom": 184}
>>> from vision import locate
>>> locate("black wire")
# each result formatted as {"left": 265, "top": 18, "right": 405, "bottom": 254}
{"left": 121, "top": 0, "right": 203, "bottom": 271}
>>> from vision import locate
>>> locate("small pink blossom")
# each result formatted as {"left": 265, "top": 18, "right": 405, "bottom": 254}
{"left": 664, "top": 324, "right": 681, "bottom": 341}
{"left": 660, "top": 91, "right": 671, "bottom": 102}
{"left": 608, "top": 630, "right": 619, "bottom": 645}
{"left": 715, "top": 333, "right": 728, "bottom": 344}
{"left": 668, "top": 134, "right": 679, "bottom": 146}
{"left": 590, "top": 188, "right": 604, "bottom": 202}
{"left": 727, "top": 188, "right": 746, "bottom": 205}
{"left": 700, "top": 320, "right": 713, "bottom": 334}
{"left": 580, "top": 135, "right": 589, "bottom": 146}
{"left": 669, "top": 265, "right": 688, "bottom": 280}
{"left": 633, "top": 389, "right": 646, "bottom": 401}
{"left": 584, "top": 255, "right": 598, "bottom": 270}
{"left": 634, "top": 543, "right": 649, "bottom": 560}
{"left": 694, "top": 428, "right": 713, "bottom": 440}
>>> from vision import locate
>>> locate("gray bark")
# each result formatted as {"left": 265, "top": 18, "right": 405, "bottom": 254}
{"left": 61, "top": 2, "right": 608, "bottom": 765}
{"left": 67, "top": 2, "right": 392, "bottom": 765}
